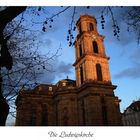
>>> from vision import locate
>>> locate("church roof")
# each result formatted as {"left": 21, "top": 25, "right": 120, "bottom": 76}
{"left": 124, "top": 100, "right": 140, "bottom": 114}
{"left": 56, "top": 78, "right": 76, "bottom": 87}
{"left": 129, "top": 100, "right": 140, "bottom": 111}
{"left": 59, "top": 78, "right": 76, "bottom": 83}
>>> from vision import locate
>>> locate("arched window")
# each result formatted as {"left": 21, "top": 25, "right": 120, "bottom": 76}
{"left": 79, "top": 24, "right": 82, "bottom": 34}
{"left": 89, "top": 23, "right": 94, "bottom": 31}
{"left": 96, "top": 63, "right": 103, "bottom": 81}
{"left": 93, "top": 41, "right": 98, "bottom": 53}
{"left": 80, "top": 66, "right": 84, "bottom": 84}
{"left": 79, "top": 44, "right": 82, "bottom": 57}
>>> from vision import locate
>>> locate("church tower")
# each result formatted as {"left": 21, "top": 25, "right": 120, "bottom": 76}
{"left": 74, "top": 15, "right": 111, "bottom": 86}
{"left": 74, "top": 15, "right": 122, "bottom": 125}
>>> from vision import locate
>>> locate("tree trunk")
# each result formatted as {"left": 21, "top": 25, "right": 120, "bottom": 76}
{"left": 0, "top": 76, "right": 9, "bottom": 126}
{"left": 0, "top": 7, "right": 27, "bottom": 31}
{"left": 0, "top": 97, "right": 9, "bottom": 126}
{"left": 0, "top": 6, "right": 27, "bottom": 126}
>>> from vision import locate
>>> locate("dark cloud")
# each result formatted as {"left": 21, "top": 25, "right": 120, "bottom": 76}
{"left": 41, "top": 61, "right": 73, "bottom": 84}
{"left": 56, "top": 61, "right": 72, "bottom": 74}
{"left": 42, "top": 72, "right": 56, "bottom": 83}
{"left": 114, "top": 63, "right": 140, "bottom": 79}
{"left": 37, "top": 33, "right": 53, "bottom": 47}
{"left": 130, "top": 48, "right": 140, "bottom": 62}
{"left": 114, "top": 47, "right": 140, "bottom": 79}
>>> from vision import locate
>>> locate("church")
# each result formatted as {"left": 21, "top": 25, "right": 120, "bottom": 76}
{"left": 15, "top": 15, "right": 122, "bottom": 126}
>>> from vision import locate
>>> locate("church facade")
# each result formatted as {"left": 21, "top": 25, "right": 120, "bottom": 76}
{"left": 15, "top": 15, "right": 122, "bottom": 126}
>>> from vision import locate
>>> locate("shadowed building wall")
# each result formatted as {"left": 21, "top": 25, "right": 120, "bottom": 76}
{"left": 122, "top": 100, "right": 140, "bottom": 126}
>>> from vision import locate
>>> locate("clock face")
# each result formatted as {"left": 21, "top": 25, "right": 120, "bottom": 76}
{"left": 91, "top": 34, "right": 96, "bottom": 39}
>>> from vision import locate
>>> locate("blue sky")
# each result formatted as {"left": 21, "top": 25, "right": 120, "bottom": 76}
{"left": 5, "top": 6, "right": 140, "bottom": 125}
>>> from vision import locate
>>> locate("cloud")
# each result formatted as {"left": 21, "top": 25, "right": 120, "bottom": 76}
{"left": 130, "top": 48, "right": 140, "bottom": 62}
{"left": 44, "top": 38, "right": 52, "bottom": 46}
{"left": 41, "top": 61, "right": 73, "bottom": 84}
{"left": 56, "top": 61, "right": 72, "bottom": 74}
{"left": 114, "top": 63, "right": 140, "bottom": 79}
{"left": 113, "top": 47, "right": 140, "bottom": 79}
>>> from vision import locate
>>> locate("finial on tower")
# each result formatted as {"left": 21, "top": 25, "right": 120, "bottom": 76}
{"left": 66, "top": 75, "right": 69, "bottom": 79}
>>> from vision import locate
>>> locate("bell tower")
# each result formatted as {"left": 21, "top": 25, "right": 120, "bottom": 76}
{"left": 74, "top": 15, "right": 122, "bottom": 126}
{"left": 74, "top": 15, "right": 111, "bottom": 87}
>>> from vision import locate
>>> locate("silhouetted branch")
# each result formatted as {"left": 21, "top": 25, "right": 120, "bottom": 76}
{"left": 67, "top": 7, "right": 76, "bottom": 46}
{"left": 124, "top": 7, "right": 140, "bottom": 44}
{"left": 5, "top": 13, "right": 24, "bottom": 41}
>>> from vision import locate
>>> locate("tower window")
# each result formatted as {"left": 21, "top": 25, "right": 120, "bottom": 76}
{"left": 89, "top": 23, "right": 94, "bottom": 31}
{"left": 96, "top": 63, "right": 103, "bottom": 81}
{"left": 80, "top": 66, "right": 84, "bottom": 84}
{"left": 93, "top": 41, "right": 98, "bottom": 53}
{"left": 79, "top": 24, "right": 82, "bottom": 34}
{"left": 79, "top": 44, "right": 83, "bottom": 57}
